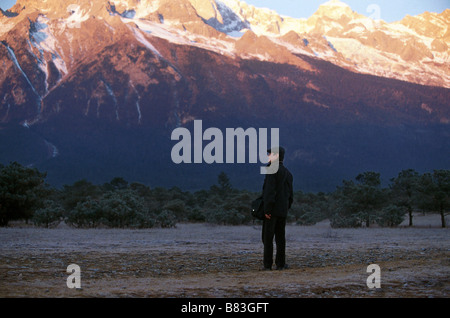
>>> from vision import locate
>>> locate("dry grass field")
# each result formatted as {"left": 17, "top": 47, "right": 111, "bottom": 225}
{"left": 0, "top": 213, "right": 449, "bottom": 298}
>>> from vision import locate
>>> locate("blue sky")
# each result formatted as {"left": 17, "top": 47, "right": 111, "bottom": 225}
{"left": 0, "top": 0, "right": 448, "bottom": 22}
{"left": 0, "top": 0, "right": 16, "bottom": 10}
{"left": 244, "top": 0, "right": 448, "bottom": 22}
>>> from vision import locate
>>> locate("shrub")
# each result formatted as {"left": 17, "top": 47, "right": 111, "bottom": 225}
{"left": 32, "top": 200, "right": 64, "bottom": 228}
{"left": 377, "top": 205, "right": 405, "bottom": 227}
{"left": 156, "top": 210, "right": 177, "bottom": 228}
{"left": 0, "top": 162, "right": 49, "bottom": 226}
{"left": 100, "top": 190, "right": 144, "bottom": 228}
{"left": 205, "top": 208, "right": 246, "bottom": 225}
{"left": 186, "top": 207, "right": 206, "bottom": 222}
{"left": 64, "top": 190, "right": 157, "bottom": 228}
{"left": 65, "top": 199, "right": 102, "bottom": 228}
{"left": 162, "top": 199, "right": 186, "bottom": 221}
{"left": 133, "top": 210, "right": 157, "bottom": 228}
{"left": 330, "top": 214, "right": 365, "bottom": 228}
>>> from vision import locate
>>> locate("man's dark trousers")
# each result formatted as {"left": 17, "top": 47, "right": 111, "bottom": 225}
{"left": 262, "top": 216, "right": 287, "bottom": 269}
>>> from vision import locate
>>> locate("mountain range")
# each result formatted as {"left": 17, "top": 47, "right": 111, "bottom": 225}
{"left": 0, "top": 0, "right": 449, "bottom": 191}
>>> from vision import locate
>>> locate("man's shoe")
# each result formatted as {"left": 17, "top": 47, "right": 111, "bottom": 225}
{"left": 261, "top": 266, "right": 272, "bottom": 271}
{"left": 276, "top": 264, "right": 289, "bottom": 270}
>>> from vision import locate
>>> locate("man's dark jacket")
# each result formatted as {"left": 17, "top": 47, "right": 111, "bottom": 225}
{"left": 262, "top": 162, "right": 293, "bottom": 218}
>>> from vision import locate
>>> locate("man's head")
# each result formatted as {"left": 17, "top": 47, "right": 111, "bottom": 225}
{"left": 267, "top": 146, "right": 285, "bottom": 163}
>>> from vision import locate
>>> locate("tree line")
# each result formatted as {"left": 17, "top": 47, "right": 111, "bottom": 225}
{"left": 0, "top": 162, "right": 448, "bottom": 228}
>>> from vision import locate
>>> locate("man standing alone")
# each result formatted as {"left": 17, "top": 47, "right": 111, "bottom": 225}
{"left": 262, "top": 147, "right": 293, "bottom": 270}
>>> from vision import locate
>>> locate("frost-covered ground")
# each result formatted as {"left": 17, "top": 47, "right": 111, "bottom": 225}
{"left": 0, "top": 214, "right": 448, "bottom": 298}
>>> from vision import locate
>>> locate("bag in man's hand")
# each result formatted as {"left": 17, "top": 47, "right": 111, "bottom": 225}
{"left": 251, "top": 196, "right": 265, "bottom": 220}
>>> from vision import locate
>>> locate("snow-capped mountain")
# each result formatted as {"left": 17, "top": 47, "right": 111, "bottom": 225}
{"left": 0, "top": 0, "right": 449, "bottom": 191}
{"left": 186, "top": 0, "right": 450, "bottom": 87}
{"left": 1, "top": 0, "right": 448, "bottom": 92}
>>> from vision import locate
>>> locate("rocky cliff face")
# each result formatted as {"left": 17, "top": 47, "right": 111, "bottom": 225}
{"left": 0, "top": 0, "right": 448, "bottom": 191}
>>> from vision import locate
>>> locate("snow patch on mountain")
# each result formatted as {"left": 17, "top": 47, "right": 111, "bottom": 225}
{"left": 130, "top": 26, "right": 163, "bottom": 58}
{"left": 29, "top": 16, "right": 68, "bottom": 76}
{"left": 3, "top": 43, "right": 41, "bottom": 106}
{"left": 122, "top": 16, "right": 236, "bottom": 58}
{"left": 66, "top": 4, "right": 89, "bottom": 28}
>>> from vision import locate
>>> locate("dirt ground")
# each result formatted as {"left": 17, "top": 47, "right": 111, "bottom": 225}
{"left": 0, "top": 214, "right": 449, "bottom": 298}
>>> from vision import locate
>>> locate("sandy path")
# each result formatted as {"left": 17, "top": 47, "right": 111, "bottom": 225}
{"left": 0, "top": 218, "right": 449, "bottom": 298}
